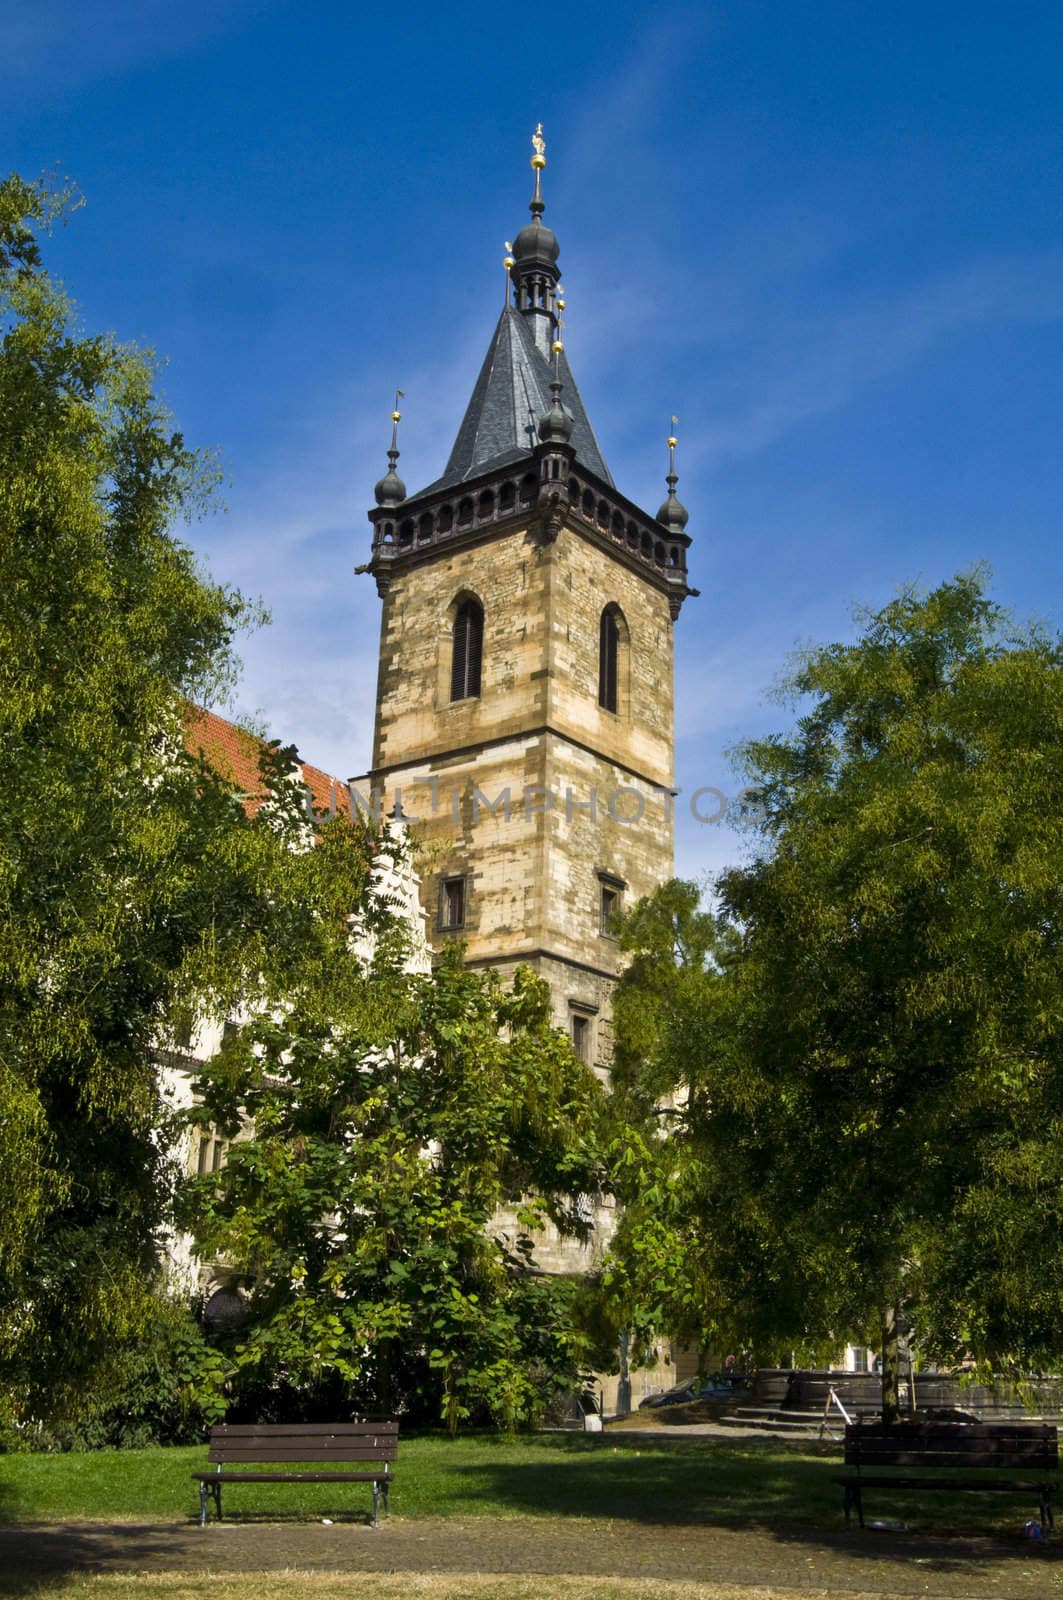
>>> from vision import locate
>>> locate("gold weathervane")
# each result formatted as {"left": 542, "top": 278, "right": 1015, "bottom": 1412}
{"left": 530, "top": 123, "right": 546, "bottom": 211}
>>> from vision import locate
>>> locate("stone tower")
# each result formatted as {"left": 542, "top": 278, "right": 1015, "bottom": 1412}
{"left": 358, "top": 131, "right": 693, "bottom": 1083}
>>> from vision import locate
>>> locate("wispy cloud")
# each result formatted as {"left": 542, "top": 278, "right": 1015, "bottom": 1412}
{"left": 0, "top": 0, "right": 261, "bottom": 88}
{"left": 691, "top": 249, "right": 1063, "bottom": 466}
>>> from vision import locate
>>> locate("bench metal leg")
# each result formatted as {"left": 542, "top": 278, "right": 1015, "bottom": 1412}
{"left": 1041, "top": 1487, "right": 1053, "bottom": 1533}
{"left": 199, "top": 1477, "right": 222, "bottom": 1525}
{"left": 843, "top": 1484, "right": 863, "bottom": 1529}
{"left": 372, "top": 1481, "right": 381, "bottom": 1529}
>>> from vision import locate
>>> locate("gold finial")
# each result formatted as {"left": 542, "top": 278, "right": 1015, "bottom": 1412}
{"left": 552, "top": 285, "right": 566, "bottom": 361}
{"left": 503, "top": 240, "right": 515, "bottom": 305}
{"left": 667, "top": 416, "right": 679, "bottom": 478}
{"left": 390, "top": 389, "right": 405, "bottom": 450}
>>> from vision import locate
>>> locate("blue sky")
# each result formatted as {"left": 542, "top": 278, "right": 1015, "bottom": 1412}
{"left": 4, "top": 0, "right": 1061, "bottom": 881}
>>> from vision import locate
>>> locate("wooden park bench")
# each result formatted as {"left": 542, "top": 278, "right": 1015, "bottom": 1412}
{"left": 835, "top": 1421, "right": 1057, "bottom": 1532}
{"left": 192, "top": 1421, "right": 399, "bottom": 1528}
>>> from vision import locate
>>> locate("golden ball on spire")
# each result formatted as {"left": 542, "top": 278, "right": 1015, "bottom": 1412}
{"left": 667, "top": 436, "right": 678, "bottom": 449}
{"left": 552, "top": 339, "right": 564, "bottom": 353}
{"left": 392, "top": 411, "right": 402, "bottom": 423}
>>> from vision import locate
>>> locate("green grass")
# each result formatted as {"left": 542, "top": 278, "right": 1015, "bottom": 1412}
{"left": 0, "top": 1578, "right": 851, "bottom": 1600}
{"left": 0, "top": 1435, "right": 835, "bottom": 1527}
{"left": 0, "top": 1432, "right": 1051, "bottom": 1536}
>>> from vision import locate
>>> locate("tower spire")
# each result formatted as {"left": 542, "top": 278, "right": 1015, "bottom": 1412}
{"left": 374, "top": 390, "right": 407, "bottom": 507}
{"left": 510, "top": 124, "right": 561, "bottom": 358}
{"left": 656, "top": 415, "right": 689, "bottom": 531}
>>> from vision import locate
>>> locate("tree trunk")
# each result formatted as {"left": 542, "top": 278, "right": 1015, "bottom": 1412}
{"left": 880, "top": 1304, "right": 901, "bottom": 1425}
{"left": 616, "top": 1329, "right": 632, "bottom": 1417}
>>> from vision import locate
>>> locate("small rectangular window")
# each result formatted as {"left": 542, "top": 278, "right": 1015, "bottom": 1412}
{"left": 211, "top": 1139, "right": 226, "bottom": 1173}
{"left": 441, "top": 876, "right": 466, "bottom": 930}
{"left": 598, "top": 871, "right": 626, "bottom": 937}
{"left": 571, "top": 1013, "right": 590, "bottom": 1061}
{"left": 222, "top": 1019, "right": 242, "bottom": 1042}
{"left": 197, "top": 1137, "right": 212, "bottom": 1177}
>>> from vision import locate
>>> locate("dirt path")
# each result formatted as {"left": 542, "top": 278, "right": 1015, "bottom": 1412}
{"left": 0, "top": 1517, "right": 1058, "bottom": 1598}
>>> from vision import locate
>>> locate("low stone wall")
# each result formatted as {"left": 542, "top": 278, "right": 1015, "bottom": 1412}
{"left": 752, "top": 1367, "right": 1063, "bottom": 1420}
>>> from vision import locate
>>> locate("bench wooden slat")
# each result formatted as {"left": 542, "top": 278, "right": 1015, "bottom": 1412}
{"left": 193, "top": 1470, "right": 386, "bottom": 1483}
{"left": 851, "top": 1427, "right": 1050, "bottom": 1440}
{"left": 209, "top": 1446, "right": 397, "bottom": 1462}
{"left": 211, "top": 1423, "right": 397, "bottom": 1437}
{"left": 846, "top": 1450, "right": 1055, "bottom": 1469}
{"left": 840, "top": 1474, "right": 1050, "bottom": 1492}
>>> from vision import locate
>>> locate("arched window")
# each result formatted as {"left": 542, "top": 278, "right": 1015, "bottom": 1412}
{"left": 451, "top": 596, "right": 484, "bottom": 702}
{"left": 599, "top": 605, "right": 620, "bottom": 712}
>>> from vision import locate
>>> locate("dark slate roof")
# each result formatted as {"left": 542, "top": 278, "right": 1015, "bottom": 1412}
{"left": 412, "top": 307, "right": 613, "bottom": 499}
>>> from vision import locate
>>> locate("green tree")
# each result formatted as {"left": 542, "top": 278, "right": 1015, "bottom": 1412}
{"left": 184, "top": 943, "right": 605, "bottom": 1432}
{"left": 608, "top": 574, "right": 1063, "bottom": 1420}
{"left": 0, "top": 174, "right": 376, "bottom": 1426}
{"left": 596, "top": 882, "right": 733, "bottom": 1368}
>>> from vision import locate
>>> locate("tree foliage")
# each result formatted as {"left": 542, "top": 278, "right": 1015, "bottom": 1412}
{"left": 0, "top": 173, "right": 377, "bottom": 1424}
{"left": 607, "top": 574, "right": 1063, "bottom": 1413}
{"left": 183, "top": 938, "right": 606, "bottom": 1432}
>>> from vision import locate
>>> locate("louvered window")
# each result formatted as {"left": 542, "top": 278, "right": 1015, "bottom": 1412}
{"left": 451, "top": 598, "right": 484, "bottom": 701}
{"left": 599, "top": 606, "right": 619, "bottom": 712}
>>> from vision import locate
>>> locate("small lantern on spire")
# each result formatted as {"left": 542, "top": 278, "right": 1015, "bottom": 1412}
{"left": 374, "top": 390, "right": 407, "bottom": 508}
{"left": 657, "top": 415, "right": 689, "bottom": 531}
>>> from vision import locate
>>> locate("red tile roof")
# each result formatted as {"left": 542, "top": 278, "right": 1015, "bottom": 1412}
{"left": 183, "top": 706, "right": 350, "bottom": 820}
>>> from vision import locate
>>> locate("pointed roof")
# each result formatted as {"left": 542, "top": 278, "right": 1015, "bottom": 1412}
{"left": 411, "top": 307, "right": 613, "bottom": 499}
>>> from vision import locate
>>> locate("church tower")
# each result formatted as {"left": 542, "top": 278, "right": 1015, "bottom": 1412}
{"left": 359, "top": 129, "right": 694, "bottom": 1080}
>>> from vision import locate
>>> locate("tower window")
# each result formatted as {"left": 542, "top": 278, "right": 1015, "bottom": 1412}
{"left": 568, "top": 999, "right": 598, "bottom": 1062}
{"left": 440, "top": 875, "right": 466, "bottom": 930}
{"left": 599, "top": 606, "right": 620, "bottom": 712}
{"left": 598, "top": 871, "right": 625, "bottom": 936}
{"left": 451, "top": 597, "right": 484, "bottom": 701}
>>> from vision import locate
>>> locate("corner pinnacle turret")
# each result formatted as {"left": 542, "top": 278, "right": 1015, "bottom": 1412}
{"left": 374, "top": 393, "right": 406, "bottom": 507}
{"left": 657, "top": 420, "right": 689, "bottom": 533}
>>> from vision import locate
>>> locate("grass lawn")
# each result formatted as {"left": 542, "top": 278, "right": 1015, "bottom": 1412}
{"left": 0, "top": 1435, "right": 838, "bottom": 1527}
{"left": 0, "top": 1577, "right": 880, "bottom": 1600}
{"left": 0, "top": 1432, "right": 1050, "bottom": 1537}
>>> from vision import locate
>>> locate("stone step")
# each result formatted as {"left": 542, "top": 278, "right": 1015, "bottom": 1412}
{"left": 718, "top": 1412, "right": 823, "bottom": 1433}
{"left": 730, "top": 1406, "right": 824, "bottom": 1423}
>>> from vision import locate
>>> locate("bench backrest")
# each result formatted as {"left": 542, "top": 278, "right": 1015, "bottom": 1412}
{"left": 208, "top": 1422, "right": 399, "bottom": 1465}
{"left": 844, "top": 1422, "right": 1057, "bottom": 1472}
